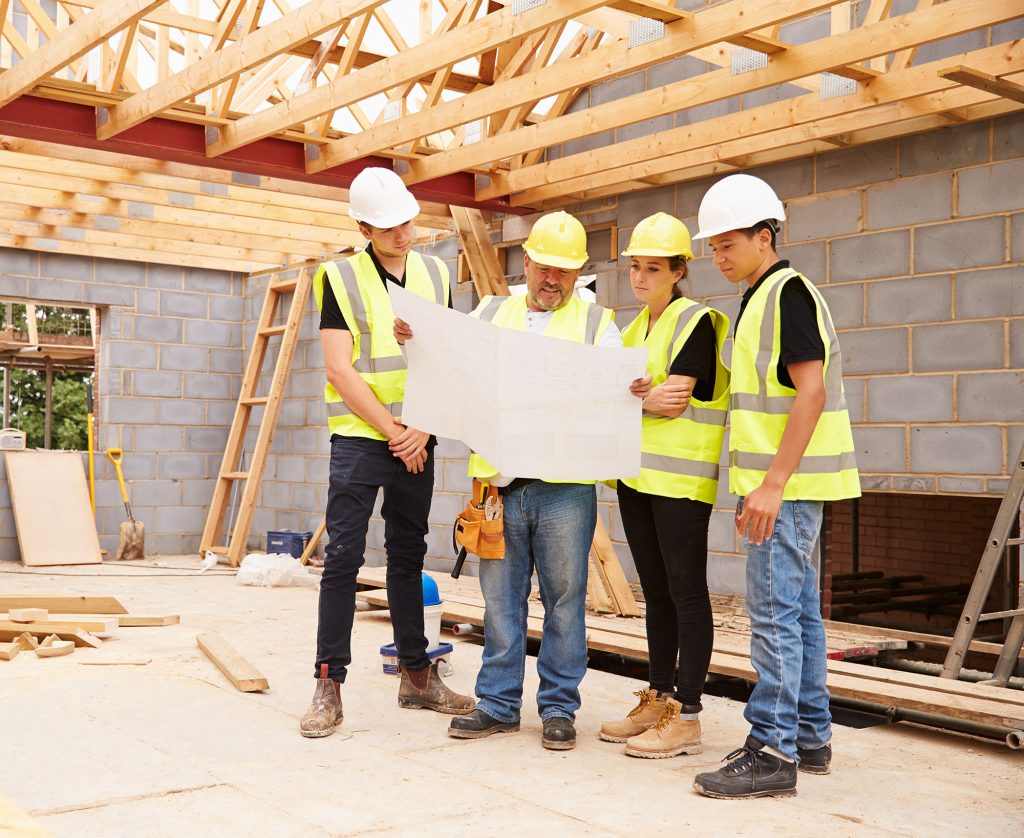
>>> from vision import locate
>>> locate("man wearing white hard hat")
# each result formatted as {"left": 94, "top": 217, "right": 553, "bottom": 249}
{"left": 689, "top": 174, "right": 859, "bottom": 799}
{"left": 300, "top": 167, "right": 474, "bottom": 738}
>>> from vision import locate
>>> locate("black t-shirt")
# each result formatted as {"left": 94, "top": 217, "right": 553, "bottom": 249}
{"left": 320, "top": 245, "right": 447, "bottom": 446}
{"left": 667, "top": 311, "right": 716, "bottom": 402}
{"left": 319, "top": 245, "right": 451, "bottom": 331}
{"left": 734, "top": 260, "right": 825, "bottom": 390}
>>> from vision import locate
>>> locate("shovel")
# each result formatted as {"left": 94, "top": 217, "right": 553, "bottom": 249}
{"left": 107, "top": 448, "right": 145, "bottom": 561}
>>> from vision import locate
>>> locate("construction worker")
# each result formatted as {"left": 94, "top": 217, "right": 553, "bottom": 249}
{"left": 598, "top": 213, "right": 730, "bottom": 759}
{"left": 689, "top": 175, "right": 860, "bottom": 798}
{"left": 399, "top": 211, "right": 647, "bottom": 749}
{"left": 300, "top": 167, "right": 474, "bottom": 739}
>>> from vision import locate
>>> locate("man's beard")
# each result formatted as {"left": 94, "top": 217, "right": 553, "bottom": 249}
{"left": 527, "top": 285, "right": 569, "bottom": 311}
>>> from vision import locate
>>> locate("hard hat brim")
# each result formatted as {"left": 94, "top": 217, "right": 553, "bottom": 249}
{"left": 348, "top": 194, "right": 421, "bottom": 229}
{"left": 692, "top": 219, "right": 782, "bottom": 241}
{"left": 524, "top": 245, "right": 587, "bottom": 270}
{"left": 692, "top": 223, "right": 740, "bottom": 241}
{"left": 621, "top": 247, "right": 694, "bottom": 259}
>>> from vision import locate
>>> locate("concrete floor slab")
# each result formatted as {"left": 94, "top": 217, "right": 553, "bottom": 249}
{"left": 1, "top": 557, "right": 1020, "bottom": 837}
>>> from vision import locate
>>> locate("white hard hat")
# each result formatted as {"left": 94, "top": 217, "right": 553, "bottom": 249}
{"left": 693, "top": 174, "right": 786, "bottom": 240}
{"left": 348, "top": 167, "right": 420, "bottom": 229}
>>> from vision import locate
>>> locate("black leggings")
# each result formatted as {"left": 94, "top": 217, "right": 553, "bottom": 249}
{"left": 617, "top": 482, "right": 713, "bottom": 711}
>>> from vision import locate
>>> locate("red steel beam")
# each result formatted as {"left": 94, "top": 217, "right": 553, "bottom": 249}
{"left": 0, "top": 95, "right": 518, "bottom": 214}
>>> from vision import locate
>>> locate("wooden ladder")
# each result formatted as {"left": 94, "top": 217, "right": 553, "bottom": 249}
{"left": 942, "top": 438, "right": 1024, "bottom": 685}
{"left": 199, "top": 266, "right": 313, "bottom": 567}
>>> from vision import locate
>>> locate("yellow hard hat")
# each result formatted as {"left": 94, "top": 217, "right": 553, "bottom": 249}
{"left": 523, "top": 211, "right": 588, "bottom": 270}
{"left": 622, "top": 212, "right": 694, "bottom": 260}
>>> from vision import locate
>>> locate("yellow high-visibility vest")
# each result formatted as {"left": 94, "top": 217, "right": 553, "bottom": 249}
{"left": 466, "top": 294, "right": 615, "bottom": 484}
{"left": 313, "top": 249, "right": 449, "bottom": 440}
{"left": 730, "top": 266, "right": 860, "bottom": 500}
{"left": 620, "top": 297, "right": 730, "bottom": 503}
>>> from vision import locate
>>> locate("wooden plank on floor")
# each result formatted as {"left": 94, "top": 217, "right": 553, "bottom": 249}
{"left": 824, "top": 656, "right": 1024, "bottom": 709}
{"left": 0, "top": 621, "right": 101, "bottom": 648}
{"left": 0, "top": 616, "right": 117, "bottom": 634}
{"left": 8, "top": 607, "right": 47, "bottom": 622}
{"left": 825, "top": 618, "right": 1024, "bottom": 661}
{"left": 118, "top": 615, "right": 180, "bottom": 627}
{"left": 360, "top": 565, "right": 897, "bottom": 655}
{"left": 196, "top": 632, "right": 269, "bottom": 692}
{"left": 356, "top": 586, "right": 1024, "bottom": 731}
{"left": 0, "top": 595, "right": 128, "bottom": 614}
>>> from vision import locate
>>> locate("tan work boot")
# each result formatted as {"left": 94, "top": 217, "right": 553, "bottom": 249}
{"left": 623, "top": 697, "right": 702, "bottom": 758}
{"left": 398, "top": 662, "right": 475, "bottom": 714}
{"left": 299, "top": 664, "right": 344, "bottom": 738}
{"left": 599, "top": 688, "right": 664, "bottom": 743}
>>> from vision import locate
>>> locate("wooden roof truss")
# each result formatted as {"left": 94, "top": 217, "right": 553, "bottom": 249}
{"left": 0, "top": 0, "right": 1016, "bottom": 237}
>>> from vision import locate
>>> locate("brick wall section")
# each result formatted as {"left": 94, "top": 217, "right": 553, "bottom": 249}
{"left": 0, "top": 250, "right": 242, "bottom": 561}
{"left": 824, "top": 494, "right": 1008, "bottom": 630}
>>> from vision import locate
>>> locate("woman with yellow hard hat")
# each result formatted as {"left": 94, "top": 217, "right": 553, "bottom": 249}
{"left": 599, "top": 212, "right": 730, "bottom": 759}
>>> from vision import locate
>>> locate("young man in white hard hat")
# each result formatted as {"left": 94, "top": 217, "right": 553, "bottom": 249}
{"left": 689, "top": 174, "right": 860, "bottom": 798}
{"left": 300, "top": 167, "right": 474, "bottom": 738}
{"left": 399, "top": 211, "right": 647, "bottom": 750}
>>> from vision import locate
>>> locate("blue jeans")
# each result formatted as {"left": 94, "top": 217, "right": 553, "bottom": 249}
{"left": 741, "top": 498, "right": 831, "bottom": 760}
{"left": 475, "top": 481, "right": 596, "bottom": 724}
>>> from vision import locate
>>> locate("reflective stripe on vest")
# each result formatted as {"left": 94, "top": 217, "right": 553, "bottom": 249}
{"left": 467, "top": 293, "right": 615, "bottom": 484}
{"left": 315, "top": 250, "right": 449, "bottom": 440}
{"left": 620, "top": 297, "right": 731, "bottom": 503}
{"left": 729, "top": 267, "right": 860, "bottom": 501}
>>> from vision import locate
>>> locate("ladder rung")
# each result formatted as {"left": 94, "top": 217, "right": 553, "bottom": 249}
{"left": 206, "top": 545, "right": 230, "bottom": 554}
{"left": 1006, "top": 537, "right": 1023, "bottom": 546}
{"left": 258, "top": 325, "right": 287, "bottom": 337}
{"left": 979, "top": 608, "right": 1024, "bottom": 622}
{"left": 269, "top": 279, "right": 298, "bottom": 293}
{"left": 240, "top": 396, "right": 269, "bottom": 406}
{"left": 221, "top": 471, "right": 249, "bottom": 480}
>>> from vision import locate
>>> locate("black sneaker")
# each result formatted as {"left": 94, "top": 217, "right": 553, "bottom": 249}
{"left": 448, "top": 709, "right": 520, "bottom": 739}
{"left": 542, "top": 717, "right": 576, "bottom": 750}
{"left": 692, "top": 736, "right": 798, "bottom": 799}
{"left": 797, "top": 743, "right": 832, "bottom": 775}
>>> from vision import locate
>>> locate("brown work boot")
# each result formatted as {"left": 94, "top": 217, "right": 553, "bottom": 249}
{"left": 599, "top": 688, "right": 664, "bottom": 743}
{"left": 398, "top": 662, "right": 475, "bottom": 714}
{"left": 624, "top": 697, "right": 702, "bottom": 758}
{"left": 299, "top": 664, "right": 344, "bottom": 738}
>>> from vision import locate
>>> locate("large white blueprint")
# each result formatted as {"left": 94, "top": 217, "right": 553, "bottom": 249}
{"left": 389, "top": 284, "right": 647, "bottom": 481}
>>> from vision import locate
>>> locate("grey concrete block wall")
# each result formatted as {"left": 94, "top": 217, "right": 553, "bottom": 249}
{"left": 539, "top": 110, "right": 1024, "bottom": 592}
{"left": 0, "top": 252, "right": 242, "bottom": 561}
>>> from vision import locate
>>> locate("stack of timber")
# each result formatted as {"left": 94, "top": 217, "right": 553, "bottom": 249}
{"left": 356, "top": 569, "right": 1024, "bottom": 741}
{"left": 0, "top": 595, "right": 179, "bottom": 663}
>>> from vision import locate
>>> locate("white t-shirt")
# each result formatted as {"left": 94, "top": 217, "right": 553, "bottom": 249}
{"left": 523, "top": 308, "right": 623, "bottom": 347}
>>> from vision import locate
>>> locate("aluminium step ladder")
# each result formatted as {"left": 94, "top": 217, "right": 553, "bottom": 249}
{"left": 942, "top": 438, "right": 1024, "bottom": 686}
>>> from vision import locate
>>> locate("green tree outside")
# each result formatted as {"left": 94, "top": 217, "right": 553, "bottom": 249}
{"left": 7, "top": 370, "right": 91, "bottom": 450}
{"left": 2, "top": 303, "right": 93, "bottom": 450}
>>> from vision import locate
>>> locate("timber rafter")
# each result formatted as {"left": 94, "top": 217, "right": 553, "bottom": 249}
{"left": 0, "top": 0, "right": 1014, "bottom": 268}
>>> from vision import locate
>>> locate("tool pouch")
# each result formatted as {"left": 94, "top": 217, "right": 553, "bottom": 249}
{"left": 451, "top": 480, "right": 505, "bottom": 578}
